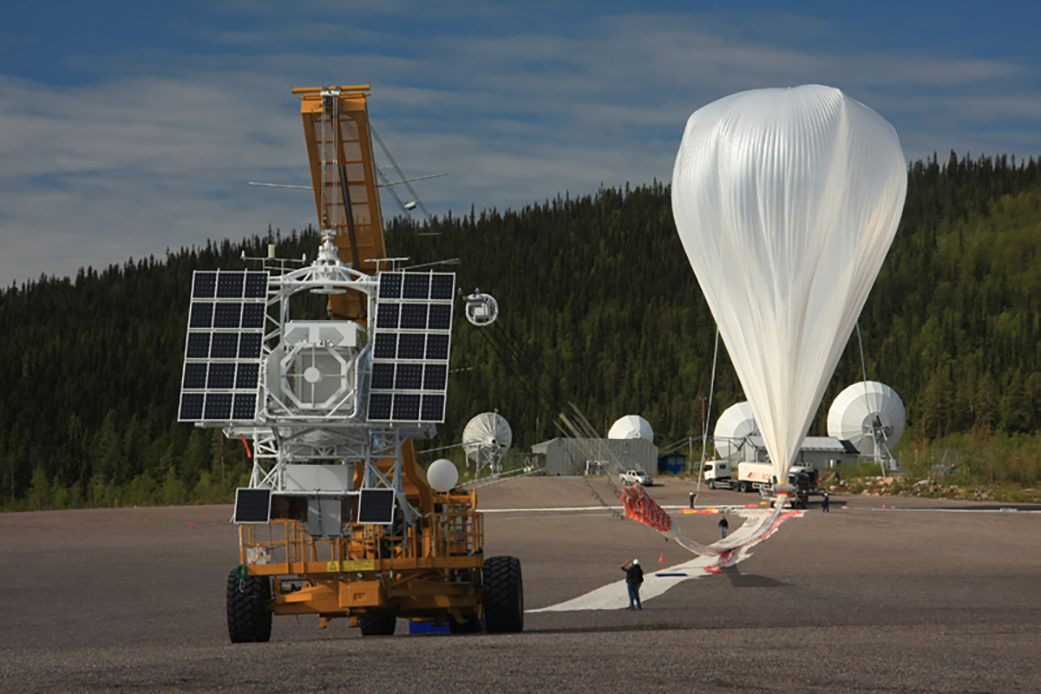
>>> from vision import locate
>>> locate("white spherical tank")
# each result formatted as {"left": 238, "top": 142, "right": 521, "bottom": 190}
{"left": 827, "top": 381, "right": 906, "bottom": 454}
{"left": 607, "top": 415, "right": 654, "bottom": 441}
{"left": 713, "top": 402, "right": 759, "bottom": 458}
{"left": 427, "top": 458, "right": 460, "bottom": 492}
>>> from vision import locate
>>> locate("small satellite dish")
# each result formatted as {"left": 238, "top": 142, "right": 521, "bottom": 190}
{"left": 713, "top": 402, "right": 759, "bottom": 458}
{"left": 607, "top": 415, "right": 654, "bottom": 441}
{"left": 828, "top": 381, "right": 905, "bottom": 463}
{"left": 462, "top": 412, "right": 512, "bottom": 474}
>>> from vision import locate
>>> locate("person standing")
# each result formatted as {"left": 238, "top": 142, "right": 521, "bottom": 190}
{"left": 718, "top": 513, "right": 729, "bottom": 538}
{"left": 822, "top": 492, "right": 830, "bottom": 513}
{"left": 621, "top": 559, "right": 643, "bottom": 610}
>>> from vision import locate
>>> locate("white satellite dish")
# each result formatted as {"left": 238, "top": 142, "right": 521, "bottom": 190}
{"left": 607, "top": 415, "right": 654, "bottom": 441}
{"left": 828, "top": 381, "right": 905, "bottom": 463}
{"left": 713, "top": 402, "right": 759, "bottom": 458}
{"left": 462, "top": 412, "right": 512, "bottom": 474}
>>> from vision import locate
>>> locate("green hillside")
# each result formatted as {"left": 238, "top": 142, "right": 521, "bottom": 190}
{"left": 2, "top": 152, "right": 1040, "bottom": 510}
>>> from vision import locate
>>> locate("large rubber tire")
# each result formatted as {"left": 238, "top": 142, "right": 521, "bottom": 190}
{"left": 226, "top": 569, "right": 272, "bottom": 643}
{"left": 449, "top": 611, "right": 484, "bottom": 634}
{"left": 359, "top": 612, "right": 397, "bottom": 636}
{"left": 484, "top": 556, "right": 524, "bottom": 634}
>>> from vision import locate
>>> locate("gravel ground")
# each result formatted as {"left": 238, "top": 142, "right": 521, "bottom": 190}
{"left": 2, "top": 477, "right": 1039, "bottom": 693}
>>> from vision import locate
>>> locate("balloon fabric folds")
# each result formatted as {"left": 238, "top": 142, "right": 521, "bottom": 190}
{"left": 671, "top": 85, "right": 907, "bottom": 481}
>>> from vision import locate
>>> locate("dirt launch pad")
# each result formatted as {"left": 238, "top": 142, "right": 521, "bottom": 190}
{"left": 2, "top": 477, "right": 1039, "bottom": 692}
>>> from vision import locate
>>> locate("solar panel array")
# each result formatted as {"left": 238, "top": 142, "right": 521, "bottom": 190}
{"left": 367, "top": 272, "right": 455, "bottom": 423}
{"left": 178, "top": 271, "right": 269, "bottom": 423}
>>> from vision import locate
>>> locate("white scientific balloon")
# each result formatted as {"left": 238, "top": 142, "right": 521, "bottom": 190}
{"left": 828, "top": 381, "right": 906, "bottom": 454}
{"left": 672, "top": 85, "right": 906, "bottom": 480}
{"left": 607, "top": 415, "right": 654, "bottom": 441}
{"left": 713, "top": 402, "right": 759, "bottom": 458}
{"left": 427, "top": 458, "right": 459, "bottom": 492}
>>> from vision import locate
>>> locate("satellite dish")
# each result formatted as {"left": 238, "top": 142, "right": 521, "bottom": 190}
{"left": 713, "top": 402, "right": 759, "bottom": 458}
{"left": 828, "top": 381, "right": 906, "bottom": 462}
{"left": 607, "top": 415, "right": 654, "bottom": 441}
{"left": 462, "top": 412, "right": 512, "bottom": 474}
{"left": 672, "top": 85, "right": 907, "bottom": 483}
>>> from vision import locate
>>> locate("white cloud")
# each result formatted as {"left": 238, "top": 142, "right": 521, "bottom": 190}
{"left": 1, "top": 6, "right": 1038, "bottom": 286}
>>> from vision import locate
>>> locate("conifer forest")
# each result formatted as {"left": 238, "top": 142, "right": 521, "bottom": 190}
{"left": 2, "top": 151, "right": 1041, "bottom": 510}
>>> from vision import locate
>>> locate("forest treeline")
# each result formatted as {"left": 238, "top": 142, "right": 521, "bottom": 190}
{"left": 2, "top": 151, "right": 1041, "bottom": 511}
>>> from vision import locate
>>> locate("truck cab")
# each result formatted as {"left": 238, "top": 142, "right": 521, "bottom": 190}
{"left": 702, "top": 460, "right": 732, "bottom": 489}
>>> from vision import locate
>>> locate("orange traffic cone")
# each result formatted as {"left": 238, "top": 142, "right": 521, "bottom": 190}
{"left": 659, "top": 553, "right": 664, "bottom": 563}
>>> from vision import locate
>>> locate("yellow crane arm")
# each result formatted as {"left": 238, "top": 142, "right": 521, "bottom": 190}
{"left": 296, "top": 85, "right": 387, "bottom": 322}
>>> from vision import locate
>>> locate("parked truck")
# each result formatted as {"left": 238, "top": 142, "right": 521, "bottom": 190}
{"left": 704, "top": 460, "right": 818, "bottom": 504}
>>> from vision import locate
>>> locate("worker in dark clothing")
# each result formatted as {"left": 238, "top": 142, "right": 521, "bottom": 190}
{"left": 621, "top": 558, "right": 643, "bottom": 610}
{"left": 718, "top": 514, "right": 729, "bottom": 538}
{"left": 822, "top": 492, "right": 830, "bottom": 513}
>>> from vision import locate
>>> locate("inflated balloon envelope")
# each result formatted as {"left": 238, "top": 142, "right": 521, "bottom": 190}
{"left": 671, "top": 85, "right": 907, "bottom": 482}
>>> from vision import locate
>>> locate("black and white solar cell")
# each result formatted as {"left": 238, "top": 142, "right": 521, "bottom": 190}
{"left": 367, "top": 271, "right": 455, "bottom": 423}
{"left": 217, "top": 272, "right": 245, "bottom": 298}
{"left": 236, "top": 363, "right": 260, "bottom": 390}
{"left": 420, "top": 394, "right": 445, "bottom": 421}
{"left": 399, "top": 303, "right": 427, "bottom": 329}
{"left": 402, "top": 273, "right": 429, "bottom": 299}
{"left": 179, "top": 270, "right": 269, "bottom": 423}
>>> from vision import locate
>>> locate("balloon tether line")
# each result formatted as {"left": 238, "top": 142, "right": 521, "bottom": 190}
{"left": 694, "top": 327, "right": 720, "bottom": 507}
{"left": 854, "top": 322, "right": 886, "bottom": 475}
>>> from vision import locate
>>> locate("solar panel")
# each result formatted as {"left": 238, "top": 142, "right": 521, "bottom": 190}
{"left": 371, "top": 363, "right": 395, "bottom": 390}
{"left": 428, "top": 304, "right": 452, "bottom": 330}
{"left": 217, "top": 272, "right": 244, "bottom": 298}
{"left": 400, "top": 303, "right": 427, "bottom": 329}
{"left": 403, "top": 273, "right": 429, "bottom": 299}
{"left": 368, "top": 393, "right": 393, "bottom": 420}
{"left": 178, "top": 270, "right": 269, "bottom": 423}
{"left": 182, "top": 363, "right": 207, "bottom": 389}
{"left": 376, "top": 303, "right": 400, "bottom": 329}
{"left": 234, "top": 488, "right": 272, "bottom": 524}
{"left": 423, "top": 364, "right": 447, "bottom": 391}
{"left": 235, "top": 363, "right": 260, "bottom": 389}
{"left": 430, "top": 274, "right": 454, "bottom": 300}
{"left": 357, "top": 489, "right": 396, "bottom": 524}
{"left": 378, "top": 273, "right": 402, "bottom": 299}
{"left": 397, "top": 333, "right": 426, "bottom": 360}
{"left": 179, "top": 392, "right": 204, "bottom": 420}
{"left": 421, "top": 394, "right": 445, "bottom": 421}
{"left": 366, "top": 272, "right": 454, "bottom": 424}
{"left": 395, "top": 364, "right": 423, "bottom": 390}
{"left": 207, "top": 363, "right": 236, "bottom": 389}
{"left": 426, "top": 334, "right": 449, "bottom": 361}
{"left": 189, "top": 303, "right": 213, "bottom": 328}
{"left": 241, "top": 303, "right": 265, "bottom": 329}
{"left": 193, "top": 272, "right": 217, "bottom": 298}
{"left": 204, "top": 393, "right": 233, "bottom": 420}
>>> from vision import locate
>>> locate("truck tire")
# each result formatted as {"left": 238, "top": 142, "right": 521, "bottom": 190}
{"left": 359, "top": 612, "right": 397, "bottom": 636}
{"left": 227, "top": 568, "right": 272, "bottom": 643}
{"left": 484, "top": 556, "right": 523, "bottom": 633}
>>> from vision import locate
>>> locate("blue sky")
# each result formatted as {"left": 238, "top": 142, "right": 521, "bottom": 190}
{"left": 2, "top": 0, "right": 1039, "bottom": 287}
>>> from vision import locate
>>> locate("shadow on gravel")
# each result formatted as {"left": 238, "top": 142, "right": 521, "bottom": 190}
{"left": 720, "top": 565, "right": 788, "bottom": 588}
